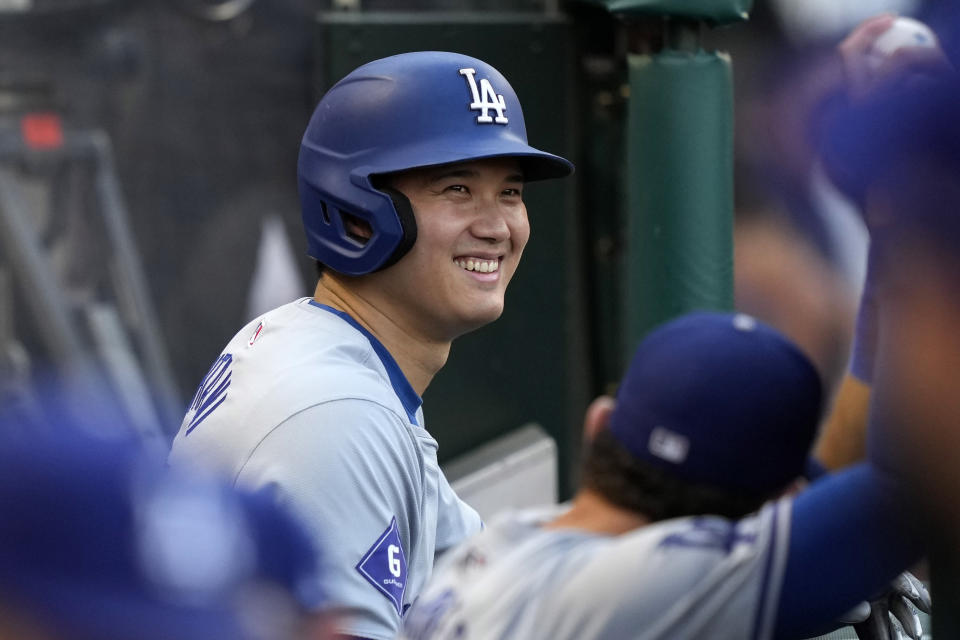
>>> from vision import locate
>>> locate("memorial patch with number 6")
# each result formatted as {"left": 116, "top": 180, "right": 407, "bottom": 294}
{"left": 357, "top": 516, "right": 408, "bottom": 615}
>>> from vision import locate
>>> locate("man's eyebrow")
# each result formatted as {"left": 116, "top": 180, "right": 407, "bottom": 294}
{"left": 428, "top": 168, "right": 477, "bottom": 183}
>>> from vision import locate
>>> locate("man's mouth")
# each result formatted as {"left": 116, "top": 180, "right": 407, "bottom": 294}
{"left": 455, "top": 257, "right": 500, "bottom": 273}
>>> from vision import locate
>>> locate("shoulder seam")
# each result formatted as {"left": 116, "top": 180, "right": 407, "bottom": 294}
{"left": 233, "top": 396, "right": 419, "bottom": 485}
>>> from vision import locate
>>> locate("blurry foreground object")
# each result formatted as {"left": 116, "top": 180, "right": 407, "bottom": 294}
{"left": 818, "top": 7, "right": 960, "bottom": 637}
{"left": 0, "top": 424, "right": 332, "bottom": 640}
{"left": 769, "top": 0, "right": 922, "bottom": 46}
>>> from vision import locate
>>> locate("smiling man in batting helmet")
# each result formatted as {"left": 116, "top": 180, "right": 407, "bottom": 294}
{"left": 169, "top": 51, "right": 573, "bottom": 639}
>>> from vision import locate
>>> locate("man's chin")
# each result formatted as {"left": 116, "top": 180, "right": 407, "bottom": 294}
{"left": 451, "top": 305, "right": 505, "bottom": 338}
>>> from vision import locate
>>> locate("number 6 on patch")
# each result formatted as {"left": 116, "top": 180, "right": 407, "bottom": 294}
{"left": 388, "top": 544, "right": 402, "bottom": 577}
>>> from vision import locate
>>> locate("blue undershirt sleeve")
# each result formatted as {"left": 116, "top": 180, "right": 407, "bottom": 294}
{"left": 773, "top": 464, "right": 923, "bottom": 639}
{"left": 802, "top": 456, "right": 828, "bottom": 482}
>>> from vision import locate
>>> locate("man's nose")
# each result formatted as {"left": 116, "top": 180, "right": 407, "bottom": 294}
{"left": 470, "top": 200, "right": 512, "bottom": 243}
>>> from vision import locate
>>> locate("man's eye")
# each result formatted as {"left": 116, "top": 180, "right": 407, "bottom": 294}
{"left": 502, "top": 188, "right": 522, "bottom": 197}
{"left": 446, "top": 185, "right": 468, "bottom": 193}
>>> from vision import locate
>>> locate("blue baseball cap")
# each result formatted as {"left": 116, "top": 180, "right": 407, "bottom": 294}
{"left": 0, "top": 428, "right": 323, "bottom": 640}
{"left": 608, "top": 312, "right": 823, "bottom": 496}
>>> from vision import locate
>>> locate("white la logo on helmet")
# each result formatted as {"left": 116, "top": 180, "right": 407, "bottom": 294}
{"left": 459, "top": 68, "right": 508, "bottom": 124}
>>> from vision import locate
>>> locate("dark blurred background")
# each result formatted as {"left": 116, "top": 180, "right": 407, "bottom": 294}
{"left": 0, "top": 0, "right": 941, "bottom": 493}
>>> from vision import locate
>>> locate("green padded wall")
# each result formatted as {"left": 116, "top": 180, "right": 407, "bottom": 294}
{"left": 624, "top": 48, "right": 735, "bottom": 349}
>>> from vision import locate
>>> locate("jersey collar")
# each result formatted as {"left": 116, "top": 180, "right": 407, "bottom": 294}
{"left": 308, "top": 300, "right": 423, "bottom": 425}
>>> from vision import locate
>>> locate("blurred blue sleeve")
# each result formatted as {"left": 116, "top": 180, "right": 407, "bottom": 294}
{"left": 774, "top": 464, "right": 923, "bottom": 639}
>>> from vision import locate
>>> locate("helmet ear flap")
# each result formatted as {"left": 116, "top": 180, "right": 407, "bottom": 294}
{"left": 373, "top": 187, "right": 418, "bottom": 272}
{"left": 298, "top": 173, "right": 409, "bottom": 275}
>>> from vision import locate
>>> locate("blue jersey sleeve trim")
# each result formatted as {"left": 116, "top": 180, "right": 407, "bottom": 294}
{"left": 752, "top": 503, "right": 779, "bottom": 640}
{"left": 774, "top": 464, "right": 923, "bottom": 639}
{"left": 308, "top": 301, "right": 423, "bottom": 425}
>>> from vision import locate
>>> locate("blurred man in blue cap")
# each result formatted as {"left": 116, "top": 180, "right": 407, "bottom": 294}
{"left": 400, "top": 311, "right": 928, "bottom": 640}
{"left": 0, "top": 424, "right": 334, "bottom": 640}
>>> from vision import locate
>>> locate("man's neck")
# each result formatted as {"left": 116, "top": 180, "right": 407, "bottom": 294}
{"left": 313, "top": 277, "right": 450, "bottom": 396}
{"left": 544, "top": 489, "right": 651, "bottom": 536}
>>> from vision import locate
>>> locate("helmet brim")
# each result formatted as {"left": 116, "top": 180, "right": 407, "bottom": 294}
{"left": 357, "top": 135, "right": 574, "bottom": 183}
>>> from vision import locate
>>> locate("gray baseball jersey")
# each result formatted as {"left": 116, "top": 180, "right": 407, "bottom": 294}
{"left": 169, "top": 298, "right": 482, "bottom": 640}
{"left": 400, "top": 499, "right": 791, "bottom": 640}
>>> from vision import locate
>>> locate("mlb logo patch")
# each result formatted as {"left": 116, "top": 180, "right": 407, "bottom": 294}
{"left": 648, "top": 426, "right": 689, "bottom": 464}
{"left": 357, "top": 517, "right": 407, "bottom": 615}
{"left": 248, "top": 319, "right": 266, "bottom": 347}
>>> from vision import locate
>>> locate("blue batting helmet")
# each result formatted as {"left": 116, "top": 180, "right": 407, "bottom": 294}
{"left": 298, "top": 51, "right": 574, "bottom": 276}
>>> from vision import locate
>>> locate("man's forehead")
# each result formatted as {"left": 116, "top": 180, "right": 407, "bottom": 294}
{"left": 404, "top": 157, "right": 525, "bottom": 182}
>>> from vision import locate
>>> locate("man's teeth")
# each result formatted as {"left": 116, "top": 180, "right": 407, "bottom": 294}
{"left": 456, "top": 258, "right": 499, "bottom": 273}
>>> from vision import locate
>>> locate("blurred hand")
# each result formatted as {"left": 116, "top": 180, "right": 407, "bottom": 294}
{"left": 839, "top": 14, "right": 951, "bottom": 100}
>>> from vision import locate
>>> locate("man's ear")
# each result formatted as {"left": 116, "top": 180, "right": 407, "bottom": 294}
{"left": 583, "top": 395, "right": 616, "bottom": 443}
{"left": 343, "top": 212, "right": 373, "bottom": 242}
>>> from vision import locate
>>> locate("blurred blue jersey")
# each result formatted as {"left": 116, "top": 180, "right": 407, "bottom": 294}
{"left": 401, "top": 500, "right": 792, "bottom": 640}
